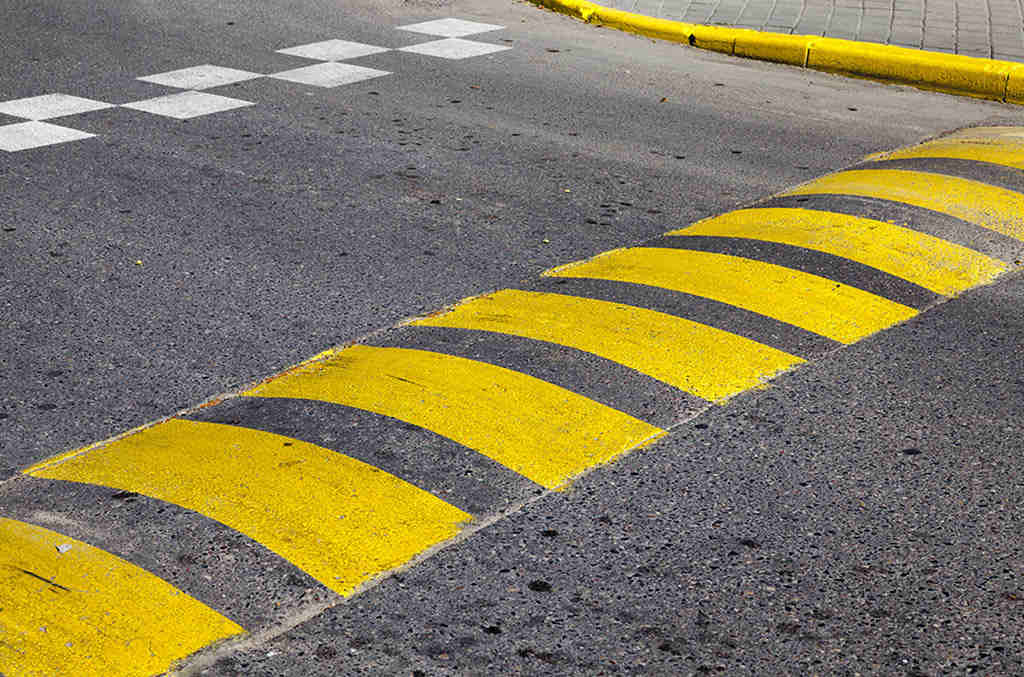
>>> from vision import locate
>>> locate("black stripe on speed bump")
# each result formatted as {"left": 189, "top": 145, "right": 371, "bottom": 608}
{"left": 522, "top": 277, "right": 838, "bottom": 358}
{"left": 755, "top": 194, "right": 1024, "bottom": 261}
{"left": 651, "top": 235, "right": 939, "bottom": 308}
{"left": 858, "top": 157, "right": 1024, "bottom": 194}
{"left": 367, "top": 325, "right": 706, "bottom": 429}
{"left": 185, "top": 397, "right": 538, "bottom": 516}
{"left": 0, "top": 475, "right": 328, "bottom": 629}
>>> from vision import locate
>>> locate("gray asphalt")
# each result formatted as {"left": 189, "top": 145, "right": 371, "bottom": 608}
{"left": 2, "top": 0, "right": 1024, "bottom": 673}
{"left": 212, "top": 270, "right": 1024, "bottom": 676}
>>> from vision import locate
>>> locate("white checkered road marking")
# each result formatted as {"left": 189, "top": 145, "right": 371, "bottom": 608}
{"left": 0, "top": 94, "right": 113, "bottom": 120}
{"left": 396, "top": 18, "right": 505, "bottom": 37}
{"left": 270, "top": 62, "right": 391, "bottom": 88}
{"left": 0, "top": 18, "right": 509, "bottom": 151}
{"left": 276, "top": 39, "right": 390, "bottom": 61}
{"left": 137, "top": 65, "right": 264, "bottom": 90}
{"left": 399, "top": 38, "right": 511, "bottom": 60}
{"left": 122, "top": 91, "right": 255, "bottom": 119}
{"left": 0, "top": 121, "right": 95, "bottom": 152}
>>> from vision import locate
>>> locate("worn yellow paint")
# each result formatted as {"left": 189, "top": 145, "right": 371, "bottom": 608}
{"left": 0, "top": 518, "right": 243, "bottom": 677}
{"left": 244, "top": 344, "right": 665, "bottom": 488}
{"left": 26, "top": 420, "right": 471, "bottom": 596}
{"left": 670, "top": 208, "right": 1007, "bottom": 295}
{"left": 877, "top": 137, "right": 1024, "bottom": 170}
{"left": 546, "top": 247, "right": 918, "bottom": 344}
{"left": 783, "top": 169, "right": 1024, "bottom": 241}
{"left": 947, "top": 126, "right": 1024, "bottom": 142}
{"left": 410, "top": 289, "right": 803, "bottom": 401}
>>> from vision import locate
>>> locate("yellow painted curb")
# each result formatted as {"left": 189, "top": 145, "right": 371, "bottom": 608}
{"left": 530, "top": 0, "right": 1024, "bottom": 103}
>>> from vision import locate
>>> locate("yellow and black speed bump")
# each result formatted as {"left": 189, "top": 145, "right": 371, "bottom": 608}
{"left": 5, "top": 126, "right": 1024, "bottom": 677}
{"left": 860, "top": 157, "right": 1024, "bottom": 193}
{"left": 0, "top": 476, "right": 329, "bottom": 630}
{"left": 185, "top": 395, "right": 538, "bottom": 515}
{"left": 522, "top": 276, "right": 840, "bottom": 357}
{"left": 367, "top": 324, "right": 708, "bottom": 428}
{"left": 649, "top": 234, "right": 941, "bottom": 308}
{"left": 758, "top": 193, "right": 1023, "bottom": 261}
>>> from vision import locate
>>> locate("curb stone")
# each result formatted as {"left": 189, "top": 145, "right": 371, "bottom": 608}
{"left": 530, "top": 0, "right": 1024, "bottom": 104}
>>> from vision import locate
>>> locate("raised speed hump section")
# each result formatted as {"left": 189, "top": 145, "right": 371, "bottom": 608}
{"left": 8, "top": 125, "right": 1024, "bottom": 675}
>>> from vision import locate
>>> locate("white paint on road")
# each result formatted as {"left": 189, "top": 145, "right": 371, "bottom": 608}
{"left": 398, "top": 38, "right": 512, "bottom": 59}
{"left": 0, "top": 19, "right": 511, "bottom": 151}
{"left": 397, "top": 18, "right": 506, "bottom": 37}
{"left": 137, "top": 64, "right": 264, "bottom": 90}
{"left": 0, "top": 94, "right": 113, "bottom": 120}
{"left": 277, "top": 39, "right": 391, "bottom": 61}
{"left": 122, "top": 91, "right": 255, "bottom": 119}
{"left": 270, "top": 62, "right": 391, "bottom": 88}
{"left": 0, "top": 121, "right": 95, "bottom": 152}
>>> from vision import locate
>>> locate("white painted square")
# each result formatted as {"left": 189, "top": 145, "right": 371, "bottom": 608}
{"left": 269, "top": 62, "right": 390, "bottom": 87}
{"left": 398, "top": 38, "right": 511, "bottom": 59}
{"left": 0, "top": 121, "right": 94, "bottom": 152}
{"left": 0, "top": 94, "right": 114, "bottom": 121}
{"left": 137, "top": 64, "right": 263, "bottom": 90}
{"left": 277, "top": 39, "right": 390, "bottom": 61}
{"left": 121, "top": 91, "right": 254, "bottom": 119}
{"left": 396, "top": 18, "right": 504, "bottom": 37}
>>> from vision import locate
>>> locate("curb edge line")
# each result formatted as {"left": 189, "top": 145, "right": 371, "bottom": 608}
{"left": 530, "top": 0, "right": 1022, "bottom": 104}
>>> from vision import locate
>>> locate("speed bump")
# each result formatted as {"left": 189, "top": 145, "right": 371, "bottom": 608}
{"left": 0, "top": 518, "right": 243, "bottom": 677}
{"left": 7, "top": 125, "right": 1024, "bottom": 675}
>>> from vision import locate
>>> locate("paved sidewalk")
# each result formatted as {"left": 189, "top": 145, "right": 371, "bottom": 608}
{"left": 600, "top": 0, "right": 1024, "bottom": 61}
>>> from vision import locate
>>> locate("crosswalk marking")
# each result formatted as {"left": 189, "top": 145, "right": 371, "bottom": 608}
{"left": 783, "top": 169, "right": 1024, "bottom": 241}
{"left": 0, "top": 518, "right": 243, "bottom": 677}
{"left": 243, "top": 344, "right": 665, "bottom": 489}
{"left": 410, "top": 289, "right": 803, "bottom": 401}
{"left": 669, "top": 208, "right": 1008, "bottom": 296}
{"left": 546, "top": 247, "right": 919, "bottom": 344}
{"left": 25, "top": 420, "right": 472, "bottom": 596}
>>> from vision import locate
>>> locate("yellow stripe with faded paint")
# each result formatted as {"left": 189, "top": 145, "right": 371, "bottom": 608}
{"left": 877, "top": 138, "right": 1024, "bottom": 170}
{"left": 946, "top": 126, "right": 1024, "bottom": 142}
{"left": 669, "top": 208, "right": 1007, "bottom": 296}
{"left": 26, "top": 420, "right": 471, "bottom": 596}
{"left": 244, "top": 344, "right": 664, "bottom": 488}
{"left": 410, "top": 289, "right": 803, "bottom": 401}
{"left": 545, "top": 248, "right": 918, "bottom": 344}
{"left": 783, "top": 169, "right": 1024, "bottom": 241}
{"left": 0, "top": 518, "right": 243, "bottom": 677}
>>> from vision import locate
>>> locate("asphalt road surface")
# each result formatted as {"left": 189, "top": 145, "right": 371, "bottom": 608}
{"left": 2, "top": 0, "right": 1024, "bottom": 674}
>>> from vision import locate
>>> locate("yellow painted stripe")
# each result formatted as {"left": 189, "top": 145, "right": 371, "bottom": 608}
{"left": 545, "top": 248, "right": 918, "bottom": 344}
{"left": 0, "top": 518, "right": 243, "bottom": 677}
{"left": 947, "top": 126, "right": 1024, "bottom": 142}
{"left": 243, "top": 344, "right": 665, "bottom": 488}
{"left": 410, "top": 289, "right": 803, "bottom": 401}
{"left": 669, "top": 208, "right": 1007, "bottom": 296}
{"left": 783, "top": 169, "right": 1024, "bottom": 241}
{"left": 26, "top": 420, "right": 471, "bottom": 596}
{"left": 878, "top": 138, "right": 1024, "bottom": 170}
